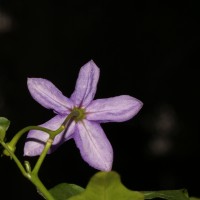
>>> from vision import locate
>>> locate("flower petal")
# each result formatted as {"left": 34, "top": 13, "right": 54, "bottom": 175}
{"left": 73, "top": 120, "right": 113, "bottom": 171}
{"left": 86, "top": 95, "right": 143, "bottom": 123}
{"left": 28, "top": 78, "right": 73, "bottom": 114}
{"left": 70, "top": 60, "right": 100, "bottom": 107}
{"left": 24, "top": 115, "right": 76, "bottom": 156}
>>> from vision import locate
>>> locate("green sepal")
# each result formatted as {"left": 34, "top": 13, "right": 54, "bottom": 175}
{"left": 142, "top": 189, "right": 190, "bottom": 200}
{"left": 0, "top": 117, "right": 10, "bottom": 141}
{"left": 69, "top": 171, "right": 144, "bottom": 200}
{"left": 49, "top": 183, "right": 84, "bottom": 200}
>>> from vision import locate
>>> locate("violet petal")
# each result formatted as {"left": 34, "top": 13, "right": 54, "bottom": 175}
{"left": 24, "top": 115, "right": 75, "bottom": 156}
{"left": 70, "top": 60, "right": 100, "bottom": 107}
{"left": 28, "top": 78, "right": 73, "bottom": 114}
{"left": 73, "top": 119, "right": 113, "bottom": 171}
{"left": 86, "top": 95, "right": 143, "bottom": 123}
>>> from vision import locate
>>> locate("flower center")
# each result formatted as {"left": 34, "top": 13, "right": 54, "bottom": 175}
{"left": 72, "top": 107, "right": 86, "bottom": 122}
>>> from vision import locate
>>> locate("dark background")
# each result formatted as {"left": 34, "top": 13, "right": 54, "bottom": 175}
{"left": 0, "top": 1, "right": 200, "bottom": 199}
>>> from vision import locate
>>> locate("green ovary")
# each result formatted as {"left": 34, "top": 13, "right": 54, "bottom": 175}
{"left": 72, "top": 107, "right": 86, "bottom": 122}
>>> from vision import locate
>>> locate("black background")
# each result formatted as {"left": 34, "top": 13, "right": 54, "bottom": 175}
{"left": 0, "top": 1, "right": 200, "bottom": 199}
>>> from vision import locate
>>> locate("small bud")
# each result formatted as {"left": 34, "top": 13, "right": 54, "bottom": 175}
{"left": 24, "top": 161, "right": 32, "bottom": 173}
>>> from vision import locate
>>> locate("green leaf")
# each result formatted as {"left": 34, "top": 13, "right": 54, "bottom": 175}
{"left": 69, "top": 171, "right": 144, "bottom": 200}
{"left": 0, "top": 117, "right": 10, "bottom": 141}
{"left": 49, "top": 183, "right": 84, "bottom": 200}
{"left": 190, "top": 198, "right": 200, "bottom": 200}
{"left": 142, "top": 189, "right": 190, "bottom": 200}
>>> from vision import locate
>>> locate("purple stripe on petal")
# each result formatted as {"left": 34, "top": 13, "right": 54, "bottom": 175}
{"left": 24, "top": 115, "right": 75, "bottom": 156}
{"left": 70, "top": 60, "right": 100, "bottom": 107}
{"left": 73, "top": 120, "right": 113, "bottom": 171}
{"left": 28, "top": 78, "right": 73, "bottom": 114}
{"left": 86, "top": 95, "right": 143, "bottom": 123}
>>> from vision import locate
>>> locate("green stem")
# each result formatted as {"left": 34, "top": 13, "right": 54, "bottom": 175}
{"left": 49, "top": 110, "right": 79, "bottom": 139}
{"left": 1, "top": 140, "right": 55, "bottom": 199}
{"left": 30, "top": 138, "right": 55, "bottom": 200}
{"left": 9, "top": 126, "right": 53, "bottom": 148}
{"left": 1, "top": 110, "right": 80, "bottom": 200}
{"left": 30, "top": 174, "right": 55, "bottom": 200}
{"left": 8, "top": 110, "right": 79, "bottom": 147}
{"left": 32, "top": 138, "right": 53, "bottom": 175}
{"left": 0, "top": 141, "right": 28, "bottom": 178}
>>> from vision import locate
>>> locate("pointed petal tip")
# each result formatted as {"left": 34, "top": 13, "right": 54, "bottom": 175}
{"left": 137, "top": 99, "right": 144, "bottom": 110}
{"left": 88, "top": 59, "right": 97, "bottom": 67}
{"left": 85, "top": 59, "right": 100, "bottom": 70}
{"left": 86, "top": 152, "right": 113, "bottom": 171}
{"left": 88, "top": 59, "right": 94, "bottom": 64}
{"left": 81, "top": 59, "right": 100, "bottom": 73}
{"left": 100, "top": 163, "right": 113, "bottom": 172}
{"left": 129, "top": 97, "right": 143, "bottom": 118}
{"left": 86, "top": 157, "right": 113, "bottom": 172}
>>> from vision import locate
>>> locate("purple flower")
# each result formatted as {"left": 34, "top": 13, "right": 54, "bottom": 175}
{"left": 24, "top": 60, "right": 143, "bottom": 171}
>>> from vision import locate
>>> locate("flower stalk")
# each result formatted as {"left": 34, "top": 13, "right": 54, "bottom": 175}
{"left": 1, "top": 111, "right": 79, "bottom": 200}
